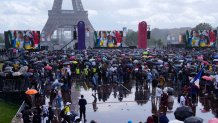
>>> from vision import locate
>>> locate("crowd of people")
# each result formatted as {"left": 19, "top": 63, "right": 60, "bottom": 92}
{"left": 1, "top": 48, "right": 218, "bottom": 123}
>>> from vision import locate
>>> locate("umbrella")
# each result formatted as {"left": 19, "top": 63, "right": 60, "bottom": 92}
{"left": 126, "top": 63, "right": 133, "bottom": 67}
{"left": 197, "top": 56, "right": 203, "bottom": 61}
{"left": 5, "top": 66, "right": 13, "bottom": 70}
{"left": 184, "top": 116, "right": 203, "bottom": 123}
{"left": 102, "top": 57, "right": 107, "bottom": 61}
{"left": 34, "top": 61, "right": 42, "bottom": 64}
{"left": 62, "top": 55, "right": 67, "bottom": 58}
{"left": 44, "top": 65, "right": 52, "bottom": 70}
{"left": 12, "top": 72, "right": 22, "bottom": 76}
{"left": 202, "top": 61, "right": 209, "bottom": 65}
{"left": 72, "top": 61, "right": 78, "bottom": 64}
{"left": 202, "top": 76, "right": 213, "bottom": 81}
{"left": 213, "top": 59, "right": 218, "bottom": 62}
{"left": 63, "top": 62, "right": 71, "bottom": 65}
{"left": 112, "top": 64, "right": 118, "bottom": 67}
{"left": 213, "top": 55, "right": 218, "bottom": 59}
{"left": 208, "top": 118, "right": 218, "bottom": 123}
{"left": 121, "top": 54, "right": 125, "bottom": 56}
{"left": 169, "top": 120, "right": 183, "bottom": 123}
{"left": 52, "top": 80, "right": 64, "bottom": 87}
{"left": 133, "top": 60, "right": 139, "bottom": 64}
{"left": 147, "top": 56, "right": 154, "bottom": 58}
{"left": 143, "top": 51, "right": 149, "bottom": 55}
{"left": 142, "top": 56, "right": 148, "bottom": 58}
{"left": 174, "top": 106, "right": 193, "bottom": 121}
{"left": 69, "top": 56, "right": 76, "bottom": 60}
{"left": 89, "top": 58, "right": 95, "bottom": 62}
{"left": 25, "top": 89, "right": 38, "bottom": 95}
{"left": 84, "top": 62, "right": 91, "bottom": 66}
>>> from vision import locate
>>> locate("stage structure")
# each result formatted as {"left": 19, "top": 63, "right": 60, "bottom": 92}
{"left": 138, "top": 21, "right": 148, "bottom": 49}
{"left": 41, "top": 0, "right": 94, "bottom": 50}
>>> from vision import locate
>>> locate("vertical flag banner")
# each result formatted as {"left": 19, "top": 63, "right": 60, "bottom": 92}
{"left": 138, "top": 21, "right": 148, "bottom": 49}
{"left": 77, "top": 21, "right": 86, "bottom": 50}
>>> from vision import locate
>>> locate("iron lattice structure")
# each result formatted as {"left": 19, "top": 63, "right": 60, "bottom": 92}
{"left": 41, "top": 0, "right": 94, "bottom": 50}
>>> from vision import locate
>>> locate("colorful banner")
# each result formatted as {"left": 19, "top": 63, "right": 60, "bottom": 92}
{"left": 4, "top": 30, "right": 40, "bottom": 50}
{"left": 94, "top": 31, "right": 123, "bottom": 48}
{"left": 186, "top": 30, "right": 217, "bottom": 47}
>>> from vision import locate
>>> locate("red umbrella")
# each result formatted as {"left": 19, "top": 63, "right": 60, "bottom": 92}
{"left": 202, "top": 76, "right": 213, "bottom": 81}
{"left": 202, "top": 61, "right": 209, "bottom": 65}
{"left": 208, "top": 118, "right": 218, "bottom": 123}
{"left": 44, "top": 65, "right": 52, "bottom": 70}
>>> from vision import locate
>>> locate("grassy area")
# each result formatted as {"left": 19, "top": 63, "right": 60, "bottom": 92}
{"left": 0, "top": 100, "right": 19, "bottom": 123}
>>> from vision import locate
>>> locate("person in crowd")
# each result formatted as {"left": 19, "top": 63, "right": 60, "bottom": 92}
{"left": 159, "top": 75, "right": 165, "bottom": 89}
{"left": 21, "top": 106, "right": 32, "bottom": 123}
{"left": 179, "top": 93, "right": 186, "bottom": 107}
{"left": 78, "top": 95, "right": 87, "bottom": 122}
{"left": 48, "top": 107, "right": 54, "bottom": 123}
{"left": 63, "top": 102, "right": 71, "bottom": 123}
{"left": 156, "top": 85, "right": 163, "bottom": 106}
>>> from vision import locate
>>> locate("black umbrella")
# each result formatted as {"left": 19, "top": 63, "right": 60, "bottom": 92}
{"left": 184, "top": 116, "right": 203, "bottom": 123}
{"left": 174, "top": 106, "right": 193, "bottom": 121}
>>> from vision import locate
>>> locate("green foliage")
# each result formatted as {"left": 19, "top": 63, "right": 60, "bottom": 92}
{"left": 0, "top": 100, "right": 19, "bottom": 123}
{"left": 148, "top": 38, "right": 163, "bottom": 48}
{"left": 0, "top": 36, "right": 4, "bottom": 43}
{"left": 195, "top": 23, "right": 213, "bottom": 30}
{"left": 125, "top": 31, "right": 164, "bottom": 48}
{"left": 125, "top": 31, "right": 138, "bottom": 46}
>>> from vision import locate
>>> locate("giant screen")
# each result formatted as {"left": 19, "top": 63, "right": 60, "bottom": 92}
{"left": 4, "top": 30, "right": 40, "bottom": 50}
{"left": 186, "top": 30, "right": 217, "bottom": 47}
{"left": 94, "top": 31, "right": 123, "bottom": 48}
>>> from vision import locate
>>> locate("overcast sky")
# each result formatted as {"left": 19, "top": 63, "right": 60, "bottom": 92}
{"left": 0, "top": 0, "right": 218, "bottom": 32}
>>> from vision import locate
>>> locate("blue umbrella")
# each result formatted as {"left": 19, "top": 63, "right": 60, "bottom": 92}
{"left": 213, "top": 54, "right": 218, "bottom": 59}
{"left": 52, "top": 80, "right": 64, "bottom": 88}
{"left": 126, "top": 63, "right": 133, "bottom": 67}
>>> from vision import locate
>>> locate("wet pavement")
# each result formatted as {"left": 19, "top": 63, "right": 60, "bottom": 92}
{"left": 72, "top": 81, "right": 217, "bottom": 123}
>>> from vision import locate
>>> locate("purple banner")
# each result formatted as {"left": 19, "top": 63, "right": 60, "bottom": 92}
{"left": 77, "top": 21, "right": 86, "bottom": 50}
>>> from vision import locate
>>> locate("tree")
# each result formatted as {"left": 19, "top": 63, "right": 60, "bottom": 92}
{"left": 0, "top": 36, "right": 4, "bottom": 43}
{"left": 126, "top": 31, "right": 138, "bottom": 46}
{"left": 157, "top": 39, "right": 163, "bottom": 48}
{"left": 194, "top": 23, "right": 213, "bottom": 30}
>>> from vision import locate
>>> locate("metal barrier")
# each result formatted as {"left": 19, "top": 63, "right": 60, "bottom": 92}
{"left": 0, "top": 75, "right": 28, "bottom": 92}
{"left": 0, "top": 91, "right": 25, "bottom": 104}
{"left": 11, "top": 101, "right": 25, "bottom": 123}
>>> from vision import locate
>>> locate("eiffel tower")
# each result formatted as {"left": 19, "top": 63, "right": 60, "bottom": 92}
{"left": 41, "top": 0, "right": 94, "bottom": 49}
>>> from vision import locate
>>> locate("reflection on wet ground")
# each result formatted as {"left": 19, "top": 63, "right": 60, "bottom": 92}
{"left": 73, "top": 81, "right": 216, "bottom": 123}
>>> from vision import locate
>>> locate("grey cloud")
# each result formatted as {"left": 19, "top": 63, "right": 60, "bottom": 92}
{"left": 1, "top": 0, "right": 218, "bottom": 32}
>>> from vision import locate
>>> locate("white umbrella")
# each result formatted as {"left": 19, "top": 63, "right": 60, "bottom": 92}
{"left": 133, "top": 60, "right": 139, "bottom": 64}
{"left": 169, "top": 120, "right": 183, "bottom": 123}
{"left": 13, "top": 72, "right": 22, "bottom": 76}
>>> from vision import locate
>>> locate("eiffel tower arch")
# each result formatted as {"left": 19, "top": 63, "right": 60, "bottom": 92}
{"left": 41, "top": 0, "right": 94, "bottom": 50}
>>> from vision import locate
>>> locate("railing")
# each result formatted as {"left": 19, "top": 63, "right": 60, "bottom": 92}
{"left": 11, "top": 101, "right": 25, "bottom": 123}
{"left": 60, "top": 40, "right": 75, "bottom": 50}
